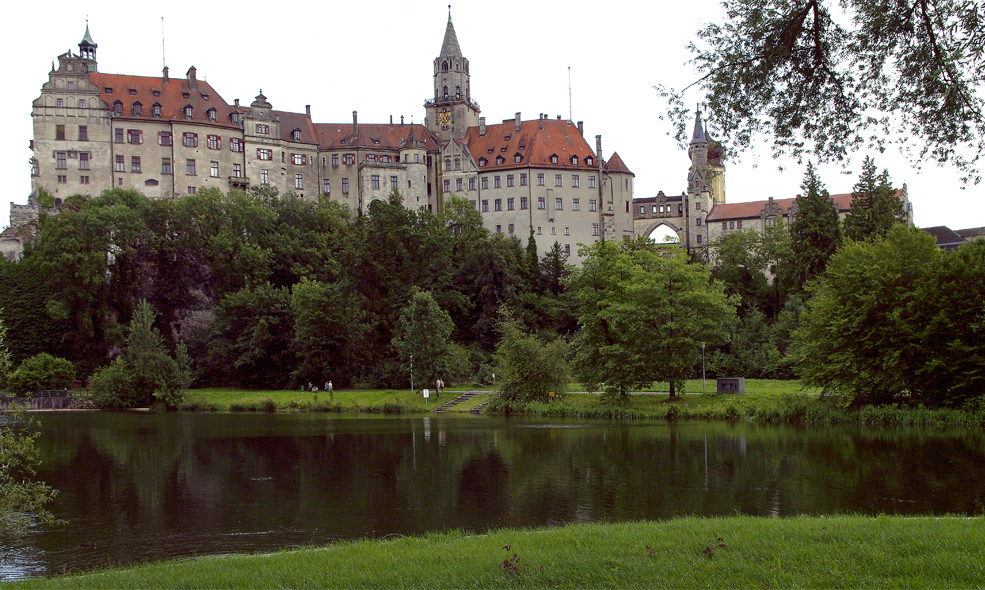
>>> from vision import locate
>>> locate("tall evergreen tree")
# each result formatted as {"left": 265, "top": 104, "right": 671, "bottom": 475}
{"left": 789, "top": 163, "right": 842, "bottom": 290}
{"left": 843, "top": 157, "right": 905, "bottom": 241}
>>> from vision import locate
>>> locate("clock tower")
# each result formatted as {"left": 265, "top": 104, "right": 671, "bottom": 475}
{"left": 425, "top": 8, "right": 480, "bottom": 142}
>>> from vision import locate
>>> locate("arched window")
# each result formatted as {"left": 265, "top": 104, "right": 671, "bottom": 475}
{"left": 292, "top": 129, "right": 301, "bottom": 142}
{"left": 443, "top": 86, "right": 449, "bottom": 99}
{"left": 184, "top": 105, "right": 193, "bottom": 119}
{"left": 132, "top": 102, "right": 142, "bottom": 116}
{"left": 113, "top": 100, "right": 123, "bottom": 116}
{"left": 206, "top": 108, "right": 217, "bottom": 122}
{"left": 455, "top": 86, "right": 461, "bottom": 98}
{"left": 442, "top": 61, "right": 448, "bottom": 72}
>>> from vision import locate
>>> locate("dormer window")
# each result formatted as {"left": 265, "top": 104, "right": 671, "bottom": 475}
{"left": 496, "top": 155, "right": 505, "bottom": 165}
{"left": 550, "top": 154, "right": 559, "bottom": 164}
{"left": 292, "top": 129, "right": 301, "bottom": 142}
{"left": 152, "top": 103, "right": 162, "bottom": 118}
{"left": 514, "top": 153, "right": 522, "bottom": 163}
{"left": 129, "top": 89, "right": 137, "bottom": 95}
{"left": 113, "top": 100, "right": 123, "bottom": 116}
{"left": 585, "top": 156, "right": 594, "bottom": 166}
{"left": 478, "top": 157, "right": 487, "bottom": 167}
{"left": 206, "top": 108, "right": 217, "bottom": 122}
{"left": 182, "top": 92, "right": 190, "bottom": 99}
{"left": 570, "top": 156, "right": 579, "bottom": 165}
{"left": 184, "top": 106, "right": 193, "bottom": 119}
{"left": 132, "top": 102, "right": 142, "bottom": 116}
{"left": 504, "top": 134, "right": 511, "bottom": 141}
{"left": 105, "top": 87, "right": 113, "bottom": 94}
{"left": 230, "top": 113, "right": 239, "bottom": 124}
{"left": 153, "top": 90, "right": 161, "bottom": 97}
{"left": 202, "top": 94, "right": 210, "bottom": 101}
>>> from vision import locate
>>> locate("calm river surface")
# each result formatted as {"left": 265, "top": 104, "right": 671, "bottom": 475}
{"left": 2, "top": 411, "right": 984, "bottom": 579}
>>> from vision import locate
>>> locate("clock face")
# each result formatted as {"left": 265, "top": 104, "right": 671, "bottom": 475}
{"left": 438, "top": 111, "right": 451, "bottom": 126}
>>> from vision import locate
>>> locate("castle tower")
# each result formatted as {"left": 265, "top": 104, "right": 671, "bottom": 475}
{"left": 78, "top": 23, "right": 97, "bottom": 72}
{"left": 685, "top": 111, "right": 720, "bottom": 251}
{"left": 425, "top": 8, "right": 480, "bottom": 142}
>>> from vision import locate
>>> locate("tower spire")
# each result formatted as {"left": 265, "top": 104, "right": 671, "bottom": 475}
{"left": 78, "top": 21, "right": 98, "bottom": 72}
{"left": 440, "top": 6, "right": 462, "bottom": 57}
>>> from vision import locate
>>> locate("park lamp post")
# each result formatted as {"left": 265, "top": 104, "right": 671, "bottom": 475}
{"left": 410, "top": 354, "right": 414, "bottom": 394}
{"left": 701, "top": 342, "right": 706, "bottom": 394}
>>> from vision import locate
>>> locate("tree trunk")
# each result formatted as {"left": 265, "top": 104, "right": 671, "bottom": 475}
{"left": 668, "top": 380, "right": 677, "bottom": 401}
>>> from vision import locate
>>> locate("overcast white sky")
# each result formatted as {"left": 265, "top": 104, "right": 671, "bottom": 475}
{"left": 3, "top": 0, "right": 982, "bottom": 231}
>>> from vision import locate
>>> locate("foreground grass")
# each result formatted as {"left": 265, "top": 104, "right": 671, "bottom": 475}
{"left": 13, "top": 516, "right": 984, "bottom": 589}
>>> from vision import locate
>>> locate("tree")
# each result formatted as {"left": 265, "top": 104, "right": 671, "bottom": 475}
{"left": 89, "top": 300, "right": 187, "bottom": 409}
{"left": 569, "top": 238, "right": 737, "bottom": 400}
{"left": 843, "top": 157, "right": 906, "bottom": 241}
{"left": 0, "top": 410, "right": 59, "bottom": 536}
{"left": 658, "top": 0, "right": 985, "bottom": 183}
{"left": 0, "top": 311, "right": 10, "bottom": 390}
{"left": 5, "top": 353, "right": 75, "bottom": 395}
{"left": 391, "top": 290, "right": 455, "bottom": 390}
{"left": 789, "top": 162, "right": 842, "bottom": 289}
{"left": 291, "top": 278, "right": 368, "bottom": 388}
{"left": 495, "top": 309, "right": 568, "bottom": 403}
{"left": 711, "top": 222, "right": 792, "bottom": 317}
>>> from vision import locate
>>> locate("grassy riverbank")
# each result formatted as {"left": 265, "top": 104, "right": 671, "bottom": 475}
{"left": 11, "top": 516, "right": 984, "bottom": 588}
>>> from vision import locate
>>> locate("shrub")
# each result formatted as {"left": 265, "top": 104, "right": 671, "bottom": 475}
{"left": 6, "top": 353, "right": 75, "bottom": 395}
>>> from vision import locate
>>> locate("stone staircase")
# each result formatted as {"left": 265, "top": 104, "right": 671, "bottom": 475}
{"left": 430, "top": 391, "right": 482, "bottom": 413}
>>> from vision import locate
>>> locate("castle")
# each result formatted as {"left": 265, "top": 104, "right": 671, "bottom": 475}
{"left": 5, "top": 14, "right": 636, "bottom": 262}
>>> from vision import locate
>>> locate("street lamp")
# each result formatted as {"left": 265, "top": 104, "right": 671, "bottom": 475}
{"left": 701, "top": 342, "right": 706, "bottom": 394}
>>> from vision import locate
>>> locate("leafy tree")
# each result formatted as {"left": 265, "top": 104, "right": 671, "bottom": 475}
{"left": 495, "top": 309, "right": 568, "bottom": 403}
{"left": 711, "top": 222, "right": 792, "bottom": 317}
{"left": 789, "top": 163, "right": 842, "bottom": 290}
{"left": 0, "top": 311, "right": 10, "bottom": 389}
{"left": 570, "top": 238, "right": 737, "bottom": 400}
{"left": 659, "top": 0, "right": 985, "bottom": 182}
{"left": 291, "top": 278, "right": 368, "bottom": 388}
{"left": 843, "top": 157, "right": 906, "bottom": 241}
{"left": 391, "top": 290, "right": 455, "bottom": 390}
{"left": 5, "top": 353, "right": 75, "bottom": 395}
{"left": 89, "top": 300, "right": 187, "bottom": 409}
{"left": 0, "top": 410, "right": 59, "bottom": 536}
{"left": 794, "top": 226, "right": 946, "bottom": 405}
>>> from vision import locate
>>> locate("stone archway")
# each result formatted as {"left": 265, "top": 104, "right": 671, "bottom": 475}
{"left": 643, "top": 220, "right": 683, "bottom": 244}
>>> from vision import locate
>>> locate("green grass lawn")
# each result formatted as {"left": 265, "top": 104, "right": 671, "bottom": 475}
{"left": 12, "top": 516, "right": 984, "bottom": 589}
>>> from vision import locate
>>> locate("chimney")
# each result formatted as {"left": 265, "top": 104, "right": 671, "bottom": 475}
{"left": 401, "top": 115, "right": 405, "bottom": 125}
{"left": 186, "top": 66, "right": 197, "bottom": 92}
{"left": 306, "top": 105, "right": 311, "bottom": 118}
{"left": 353, "top": 110, "right": 358, "bottom": 137}
{"left": 577, "top": 121, "right": 584, "bottom": 135}
{"left": 234, "top": 98, "right": 240, "bottom": 107}
{"left": 557, "top": 115, "right": 562, "bottom": 120}
{"left": 515, "top": 112, "right": 521, "bottom": 133}
{"left": 479, "top": 117, "right": 486, "bottom": 136}
{"left": 390, "top": 115, "right": 393, "bottom": 125}
{"left": 162, "top": 66, "right": 169, "bottom": 83}
{"left": 596, "top": 135, "right": 603, "bottom": 163}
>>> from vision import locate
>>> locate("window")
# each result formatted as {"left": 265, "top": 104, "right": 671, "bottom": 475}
{"left": 482, "top": 200, "right": 489, "bottom": 212}
{"left": 79, "top": 152, "right": 90, "bottom": 170}
{"left": 478, "top": 158, "right": 487, "bottom": 167}
{"left": 565, "top": 244, "right": 571, "bottom": 255}
{"left": 184, "top": 106, "right": 193, "bottom": 119}
{"left": 571, "top": 156, "right": 578, "bottom": 165}
{"left": 80, "top": 175, "right": 90, "bottom": 184}
{"left": 507, "top": 198, "right": 515, "bottom": 210}
{"left": 481, "top": 177, "right": 489, "bottom": 190}
{"left": 57, "top": 175, "right": 66, "bottom": 184}
{"left": 507, "top": 174, "right": 514, "bottom": 187}
{"left": 520, "top": 197, "right": 528, "bottom": 210}
{"left": 187, "top": 186, "right": 196, "bottom": 194}
{"left": 152, "top": 104, "right": 162, "bottom": 118}
{"left": 186, "top": 159, "right": 196, "bottom": 175}
{"left": 442, "top": 179, "right": 450, "bottom": 193}
{"left": 468, "top": 177, "right": 476, "bottom": 191}
{"left": 115, "top": 155, "right": 125, "bottom": 172}
{"left": 342, "top": 153, "right": 355, "bottom": 165}
{"left": 55, "top": 125, "right": 66, "bottom": 140}
{"left": 79, "top": 99, "right": 85, "bottom": 109}
{"left": 323, "top": 178, "right": 330, "bottom": 195}
{"left": 537, "top": 173, "right": 545, "bottom": 186}
{"left": 456, "top": 178, "right": 463, "bottom": 191}
{"left": 230, "top": 138, "right": 242, "bottom": 152}
{"left": 56, "top": 98, "right": 64, "bottom": 108}
{"left": 550, "top": 154, "right": 559, "bottom": 164}
{"left": 182, "top": 132, "right": 198, "bottom": 147}
{"left": 78, "top": 126, "right": 88, "bottom": 141}
{"left": 132, "top": 103, "right": 142, "bottom": 116}
{"left": 520, "top": 173, "right": 527, "bottom": 186}
{"left": 592, "top": 223, "right": 600, "bottom": 236}
{"left": 210, "top": 161, "right": 219, "bottom": 177}
{"left": 115, "top": 128, "right": 124, "bottom": 143}
{"left": 261, "top": 169, "right": 269, "bottom": 184}
{"left": 414, "top": 154, "right": 420, "bottom": 163}
{"left": 332, "top": 154, "right": 339, "bottom": 166}
{"left": 537, "top": 227, "right": 542, "bottom": 235}
{"left": 551, "top": 227, "right": 556, "bottom": 235}
{"left": 470, "top": 200, "right": 477, "bottom": 210}
{"left": 538, "top": 197, "right": 546, "bottom": 209}
{"left": 555, "top": 174, "right": 563, "bottom": 187}
{"left": 162, "top": 158, "right": 172, "bottom": 174}
{"left": 589, "top": 199, "right": 597, "bottom": 211}
{"left": 514, "top": 154, "right": 522, "bottom": 163}
{"left": 722, "top": 221, "right": 728, "bottom": 230}
{"left": 494, "top": 176, "right": 501, "bottom": 189}
{"left": 640, "top": 206, "right": 645, "bottom": 214}
{"left": 342, "top": 178, "right": 349, "bottom": 194}
{"left": 586, "top": 157, "right": 594, "bottom": 166}
{"left": 589, "top": 175, "right": 596, "bottom": 188}
{"left": 131, "top": 156, "right": 141, "bottom": 173}
{"left": 292, "top": 153, "right": 306, "bottom": 165}
{"left": 696, "top": 217, "right": 702, "bottom": 226}
{"left": 626, "top": 179, "right": 630, "bottom": 190}
{"left": 295, "top": 173, "right": 303, "bottom": 189}
{"left": 495, "top": 199, "right": 502, "bottom": 211}
{"left": 56, "top": 152, "right": 67, "bottom": 169}
{"left": 392, "top": 176, "right": 398, "bottom": 190}
{"left": 564, "top": 227, "right": 570, "bottom": 236}
{"left": 697, "top": 235, "right": 703, "bottom": 244}
{"left": 496, "top": 225, "right": 502, "bottom": 233}
{"left": 508, "top": 224, "right": 515, "bottom": 234}
{"left": 496, "top": 156, "right": 505, "bottom": 165}
{"left": 113, "top": 101, "right": 123, "bottom": 116}
{"left": 255, "top": 123, "right": 269, "bottom": 134}
{"left": 127, "top": 129, "right": 142, "bottom": 144}
{"left": 555, "top": 197, "right": 563, "bottom": 210}
{"left": 737, "top": 220, "right": 743, "bottom": 229}
{"left": 208, "top": 135, "right": 221, "bottom": 150}
{"left": 696, "top": 202, "right": 701, "bottom": 210}
{"left": 159, "top": 131, "right": 172, "bottom": 146}
{"left": 374, "top": 176, "right": 381, "bottom": 190}
{"left": 730, "top": 221, "right": 736, "bottom": 229}
{"left": 455, "top": 158, "right": 461, "bottom": 170}
{"left": 572, "top": 175, "right": 580, "bottom": 187}
{"left": 573, "top": 199, "right": 580, "bottom": 211}
{"left": 257, "top": 148, "right": 272, "bottom": 160}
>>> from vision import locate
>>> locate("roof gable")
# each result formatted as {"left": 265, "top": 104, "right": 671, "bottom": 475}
{"left": 88, "top": 72, "right": 238, "bottom": 129}
{"left": 464, "top": 118, "right": 599, "bottom": 171}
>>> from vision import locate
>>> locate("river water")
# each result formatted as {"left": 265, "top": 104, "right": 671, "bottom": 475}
{"left": 2, "top": 411, "right": 984, "bottom": 579}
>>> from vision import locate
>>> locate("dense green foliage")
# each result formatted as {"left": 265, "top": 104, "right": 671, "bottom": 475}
{"left": 0, "top": 312, "right": 10, "bottom": 389}
{"left": 495, "top": 310, "right": 568, "bottom": 402}
{"left": 0, "top": 410, "right": 59, "bottom": 536}
{"left": 5, "top": 353, "right": 75, "bottom": 395}
{"left": 843, "top": 157, "right": 907, "bottom": 241}
{"left": 392, "top": 290, "right": 455, "bottom": 391}
{"left": 788, "top": 162, "right": 841, "bottom": 290}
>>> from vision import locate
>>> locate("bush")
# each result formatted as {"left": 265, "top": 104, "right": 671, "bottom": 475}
{"left": 6, "top": 353, "right": 75, "bottom": 395}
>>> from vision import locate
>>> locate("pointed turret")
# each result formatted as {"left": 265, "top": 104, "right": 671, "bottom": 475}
{"left": 78, "top": 22, "right": 97, "bottom": 72}
{"left": 426, "top": 7, "right": 479, "bottom": 141}
{"left": 689, "top": 110, "right": 706, "bottom": 145}
{"left": 439, "top": 8, "right": 462, "bottom": 58}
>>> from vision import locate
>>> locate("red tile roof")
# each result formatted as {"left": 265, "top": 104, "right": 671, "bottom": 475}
{"left": 88, "top": 71, "right": 239, "bottom": 129}
{"left": 312, "top": 123, "right": 440, "bottom": 151}
{"left": 463, "top": 118, "right": 599, "bottom": 172}
{"left": 274, "top": 110, "right": 318, "bottom": 145}
{"left": 604, "top": 152, "right": 634, "bottom": 176}
{"left": 706, "top": 192, "right": 866, "bottom": 221}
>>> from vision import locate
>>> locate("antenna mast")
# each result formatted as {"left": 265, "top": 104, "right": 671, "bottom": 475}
{"left": 161, "top": 17, "right": 166, "bottom": 69}
{"left": 568, "top": 66, "right": 573, "bottom": 122}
